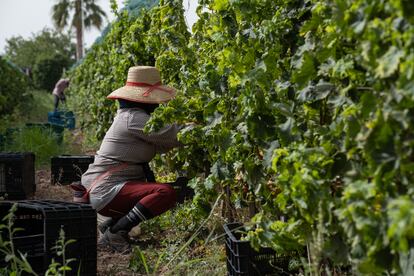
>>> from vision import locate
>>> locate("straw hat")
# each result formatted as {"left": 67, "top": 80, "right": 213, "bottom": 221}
{"left": 107, "top": 66, "right": 176, "bottom": 103}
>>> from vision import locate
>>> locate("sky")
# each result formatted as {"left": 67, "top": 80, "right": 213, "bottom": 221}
{"left": 0, "top": 0, "right": 198, "bottom": 54}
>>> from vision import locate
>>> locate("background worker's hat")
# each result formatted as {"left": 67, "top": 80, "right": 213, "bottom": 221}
{"left": 107, "top": 66, "right": 176, "bottom": 103}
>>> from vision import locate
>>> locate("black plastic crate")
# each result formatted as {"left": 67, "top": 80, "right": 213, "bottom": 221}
{"left": 0, "top": 152, "right": 35, "bottom": 200}
{"left": 51, "top": 155, "right": 94, "bottom": 185}
{"left": 224, "top": 222, "right": 292, "bottom": 276}
{"left": 0, "top": 128, "right": 22, "bottom": 151}
{"left": 0, "top": 134, "right": 4, "bottom": 151}
{"left": 0, "top": 200, "right": 97, "bottom": 276}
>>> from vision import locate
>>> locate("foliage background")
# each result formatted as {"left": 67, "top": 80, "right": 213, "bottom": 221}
{"left": 4, "top": 28, "right": 75, "bottom": 91}
{"left": 68, "top": 0, "right": 414, "bottom": 274}
{"left": 67, "top": 0, "right": 188, "bottom": 138}
{"left": 0, "top": 57, "right": 29, "bottom": 117}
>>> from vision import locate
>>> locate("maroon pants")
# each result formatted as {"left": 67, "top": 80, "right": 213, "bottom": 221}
{"left": 99, "top": 181, "right": 177, "bottom": 219}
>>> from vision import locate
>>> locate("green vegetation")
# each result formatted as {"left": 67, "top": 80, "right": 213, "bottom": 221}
{"left": 4, "top": 127, "right": 66, "bottom": 168}
{"left": 19, "top": 90, "right": 55, "bottom": 123}
{"left": 0, "top": 88, "right": 79, "bottom": 168}
{"left": 4, "top": 28, "right": 75, "bottom": 91}
{"left": 3, "top": 0, "right": 412, "bottom": 274}
{"left": 32, "top": 54, "right": 72, "bottom": 91}
{"left": 4, "top": 28, "right": 75, "bottom": 70}
{"left": 112, "top": 201, "right": 227, "bottom": 275}
{"left": 1, "top": 200, "right": 226, "bottom": 275}
{"left": 52, "top": 0, "right": 107, "bottom": 60}
{"left": 67, "top": 0, "right": 189, "bottom": 139}
{"left": 0, "top": 57, "right": 29, "bottom": 117}
{"left": 0, "top": 89, "right": 53, "bottom": 131}
{"left": 122, "top": 0, "right": 159, "bottom": 18}
{"left": 0, "top": 204, "right": 37, "bottom": 275}
{"left": 45, "top": 229, "right": 77, "bottom": 276}
{"left": 67, "top": 0, "right": 414, "bottom": 274}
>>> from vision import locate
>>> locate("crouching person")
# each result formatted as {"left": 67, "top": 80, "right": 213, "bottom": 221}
{"left": 79, "top": 66, "right": 183, "bottom": 253}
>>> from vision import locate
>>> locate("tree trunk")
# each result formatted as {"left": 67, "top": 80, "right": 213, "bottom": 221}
{"left": 75, "top": 26, "right": 83, "bottom": 60}
{"left": 75, "top": 0, "right": 83, "bottom": 60}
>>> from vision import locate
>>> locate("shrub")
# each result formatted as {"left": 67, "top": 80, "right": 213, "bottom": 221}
{"left": 32, "top": 54, "right": 71, "bottom": 91}
{"left": 67, "top": 0, "right": 189, "bottom": 140}
{"left": 0, "top": 57, "right": 29, "bottom": 117}
{"left": 4, "top": 28, "right": 75, "bottom": 78}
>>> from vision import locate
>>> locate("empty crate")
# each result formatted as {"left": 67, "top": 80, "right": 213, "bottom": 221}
{"left": 0, "top": 152, "right": 35, "bottom": 200}
{"left": 51, "top": 155, "right": 94, "bottom": 185}
{"left": 224, "top": 222, "right": 292, "bottom": 275}
{"left": 0, "top": 200, "right": 97, "bottom": 276}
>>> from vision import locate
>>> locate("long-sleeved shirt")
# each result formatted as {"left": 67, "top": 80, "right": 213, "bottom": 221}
{"left": 81, "top": 107, "right": 182, "bottom": 211}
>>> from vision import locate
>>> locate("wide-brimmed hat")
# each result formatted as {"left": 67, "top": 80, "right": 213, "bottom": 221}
{"left": 107, "top": 66, "right": 176, "bottom": 103}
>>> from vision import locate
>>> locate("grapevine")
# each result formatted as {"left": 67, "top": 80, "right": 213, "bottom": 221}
{"left": 68, "top": 0, "right": 414, "bottom": 273}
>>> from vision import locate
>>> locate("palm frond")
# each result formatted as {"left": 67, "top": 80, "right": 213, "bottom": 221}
{"left": 83, "top": 1, "right": 107, "bottom": 30}
{"left": 51, "top": 0, "right": 72, "bottom": 30}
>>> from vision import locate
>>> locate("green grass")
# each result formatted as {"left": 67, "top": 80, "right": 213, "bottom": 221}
{"left": 128, "top": 200, "right": 227, "bottom": 276}
{"left": 0, "top": 89, "right": 81, "bottom": 167}
{"left": 21, "top": 89, "right": 54, "bottom": 122}
{"left": 3, "top": 127, "right": 68, "bottom": 168}
{"left": 0, "top": 89, "right": 54, "bottom": 132}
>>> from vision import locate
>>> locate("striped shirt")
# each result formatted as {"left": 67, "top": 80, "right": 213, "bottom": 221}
{"left": 81, "top": 107, "right": 181, "bottom": 211}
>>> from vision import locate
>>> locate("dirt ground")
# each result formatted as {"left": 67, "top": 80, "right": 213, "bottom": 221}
{"left": 32, "top": 169, "right": 133, "bottom": 276}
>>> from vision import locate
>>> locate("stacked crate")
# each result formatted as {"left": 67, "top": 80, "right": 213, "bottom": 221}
{"left": 0, "top": 200, "right": 97, "bottom": 275}
{"left": 0, "top": 152, "right": 35, "bottom": 200}
{"left": 47, "top": 111, "right": 76, "bottom": 130}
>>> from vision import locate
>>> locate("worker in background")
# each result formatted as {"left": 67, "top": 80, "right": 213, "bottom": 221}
{"left": 52, "top": 78, "right": 69, "bottom": 112}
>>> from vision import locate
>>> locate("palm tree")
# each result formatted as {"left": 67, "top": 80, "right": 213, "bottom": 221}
{"left": 51, "top": 0, "right": 107, "bottom": 60}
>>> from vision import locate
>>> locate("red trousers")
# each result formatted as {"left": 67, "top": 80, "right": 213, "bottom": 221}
{"left": 99, "top": 181, "right": 176, "bottom": 219}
